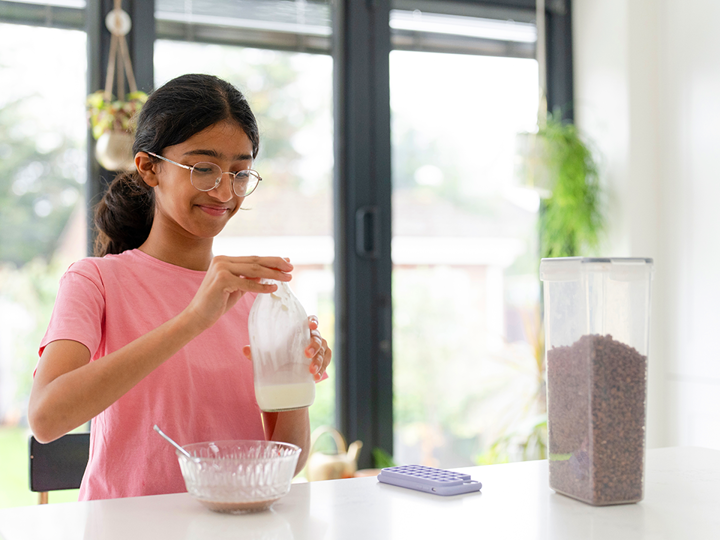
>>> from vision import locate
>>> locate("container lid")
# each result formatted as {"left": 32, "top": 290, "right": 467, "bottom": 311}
{"left": 539, "top": 257, "right": 654, "bottom": 282}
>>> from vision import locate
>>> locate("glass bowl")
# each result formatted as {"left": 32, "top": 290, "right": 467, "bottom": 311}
{"left": 177, "top": 440, "right": 301, "bottom": 514}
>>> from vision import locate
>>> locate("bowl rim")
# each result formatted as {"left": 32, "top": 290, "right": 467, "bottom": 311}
{"left": 177, "top": 439, "right": 302, "bottom": 464}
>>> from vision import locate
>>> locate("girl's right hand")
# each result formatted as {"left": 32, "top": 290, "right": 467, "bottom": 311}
{"left": 184, "top": 255, "right": 293, "bottom": 331}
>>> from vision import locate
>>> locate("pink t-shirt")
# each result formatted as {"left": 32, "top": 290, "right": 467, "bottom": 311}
{"left": 39, "top": 249, "right": 266, "bottom": 500}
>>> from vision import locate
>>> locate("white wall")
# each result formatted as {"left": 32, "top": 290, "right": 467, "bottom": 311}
{"left": 573, "top": 0, "right": 720, "bottom": 449}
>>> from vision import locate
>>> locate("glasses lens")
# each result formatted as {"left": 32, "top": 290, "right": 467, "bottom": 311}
{"left": 233, "top": 171, "right": 260, "bottom": 197}
{"left": 191, "top": 162, "right": 222, "bottom": 191}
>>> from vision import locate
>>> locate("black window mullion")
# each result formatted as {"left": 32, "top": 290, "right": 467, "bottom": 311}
{"left": 545, "top": 0, "right": 573, "bottom": 121}
{"left": 129, "top": 0, "right": 155, "bottom": 96}
{"left": 333, "top": 0, "right": 394, "bottom": 469}
{"left": 85, "top": 0, "right": 106, "bottom": 256}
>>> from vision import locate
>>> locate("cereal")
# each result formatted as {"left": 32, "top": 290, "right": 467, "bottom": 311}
{"left": 547, "top": 334, "right": 647, "bottom": 505}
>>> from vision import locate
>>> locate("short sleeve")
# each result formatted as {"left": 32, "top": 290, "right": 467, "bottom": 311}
{"left": 39, "top": 260, "right": 106, "bottom": 360}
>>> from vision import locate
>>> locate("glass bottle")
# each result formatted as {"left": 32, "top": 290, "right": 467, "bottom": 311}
{"left": 248, "top": 280, "right": 315, "bottom": 412}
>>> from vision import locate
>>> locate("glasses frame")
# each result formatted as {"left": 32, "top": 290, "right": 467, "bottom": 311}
{"left": 144, "top": 151, "right": 262, "bottom": 197}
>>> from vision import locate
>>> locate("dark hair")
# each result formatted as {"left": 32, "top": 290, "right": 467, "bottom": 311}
{"left": 93, "top": 74, "right": 260, "bottom": 256}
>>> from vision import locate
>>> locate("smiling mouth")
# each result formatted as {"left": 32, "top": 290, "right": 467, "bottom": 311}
{"left": 197, "top": 205, "right": 231, "bottom": 216}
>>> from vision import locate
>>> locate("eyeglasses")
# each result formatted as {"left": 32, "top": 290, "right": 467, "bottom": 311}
{"left": 144, "top": 151, "right": 262, "bottom": 197}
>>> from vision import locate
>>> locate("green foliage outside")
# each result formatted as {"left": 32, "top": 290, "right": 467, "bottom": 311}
{"left": 0, "top": 100, "right": 84, "bottom": 267}
{"left": 0, "top": 260, "right": 68, "bottom": 410}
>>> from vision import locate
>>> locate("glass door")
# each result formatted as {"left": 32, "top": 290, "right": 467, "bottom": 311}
{"left": 390, "top": 13, "right": 542, "bottom": 468}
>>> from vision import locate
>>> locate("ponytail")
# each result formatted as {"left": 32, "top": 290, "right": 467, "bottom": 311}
{"left": 93, "top": 170, "right": 154, "bottom": 257}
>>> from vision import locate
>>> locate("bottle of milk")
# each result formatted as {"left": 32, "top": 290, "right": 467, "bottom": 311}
{"left": 248, "top": 279, "right": 315, "bottom": 412}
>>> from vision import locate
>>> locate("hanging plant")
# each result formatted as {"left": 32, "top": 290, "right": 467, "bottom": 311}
{"left": 86, "top": 90, "right": 147, "bottom": 141}
{"left": 536, "top": 114, "right": 603, "bottom": 258}
{"left": 517, "top": 113, "right": 604, "bottom": 258}
{"left": 86, "top": 0, "right": 147, "bottom": 171}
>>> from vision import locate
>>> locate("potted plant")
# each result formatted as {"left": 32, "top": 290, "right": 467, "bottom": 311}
{"left": 86, "top": 89, "right": 147, "bottom": 171}
{"left": 518, "top": 113, "right": 604, "bottom": 258}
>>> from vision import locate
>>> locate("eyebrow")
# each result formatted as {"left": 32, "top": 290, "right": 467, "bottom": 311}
{"left": 183, "top": 149, "right": 253, "bottom": 161}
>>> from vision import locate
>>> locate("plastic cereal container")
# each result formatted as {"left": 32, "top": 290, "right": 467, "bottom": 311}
{"left": 540, "top": 257, "right": 653, "bottom": 505}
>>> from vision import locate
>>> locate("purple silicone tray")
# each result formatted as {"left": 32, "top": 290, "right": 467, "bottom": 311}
{"left": 377, "top": 465, "right": 482, "bottom": 496}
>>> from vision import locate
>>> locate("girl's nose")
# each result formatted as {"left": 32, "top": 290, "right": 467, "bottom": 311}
{"left": 209, "top": 173, "right": 234, "bottom": 202}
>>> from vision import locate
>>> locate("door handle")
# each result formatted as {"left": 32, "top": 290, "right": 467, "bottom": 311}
{"left": 355, "top": 206, "right": 380, "bottom": 259}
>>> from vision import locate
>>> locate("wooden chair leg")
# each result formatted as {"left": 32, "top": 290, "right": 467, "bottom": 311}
{"left": 38, "top": 492, "right": 48, "bottom": 505}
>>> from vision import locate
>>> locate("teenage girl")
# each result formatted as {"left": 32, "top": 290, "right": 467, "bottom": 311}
{"left": 27, "top": 74, "right": 331, "bottom": 500}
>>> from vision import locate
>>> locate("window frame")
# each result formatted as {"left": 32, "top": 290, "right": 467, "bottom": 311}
{"left": 0, "top": 0, "right": 573, "bottom": 469}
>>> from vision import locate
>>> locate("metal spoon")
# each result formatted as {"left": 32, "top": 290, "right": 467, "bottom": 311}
{"left": 153, "top": 425, "right": 194, "bottom": 460}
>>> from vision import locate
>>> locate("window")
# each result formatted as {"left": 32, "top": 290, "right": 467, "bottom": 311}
{"left": 389, "top": 7, "right": 543, "bottom": 467}
{"left": 0, "top": 1, "right": 572, "bottom": 497}
{"left": 0, "top": 22, "right": 87, "bottom": 507}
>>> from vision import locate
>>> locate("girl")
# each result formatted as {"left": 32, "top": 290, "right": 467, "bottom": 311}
{"left": 27, "top": 74, "right": 331, "bottom": 500}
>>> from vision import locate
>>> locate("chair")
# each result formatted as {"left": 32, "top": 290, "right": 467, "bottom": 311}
{"left": 29, "top": 433, "right": 90, "bottom": 504}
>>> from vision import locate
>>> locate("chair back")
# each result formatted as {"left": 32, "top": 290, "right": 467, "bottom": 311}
{"left": 29, "top": 433, "right": 90, "bottom": 504}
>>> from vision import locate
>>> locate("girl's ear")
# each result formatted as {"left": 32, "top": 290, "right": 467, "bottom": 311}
{"left": 135, "top": 152, "right": 159, "bottom": 187}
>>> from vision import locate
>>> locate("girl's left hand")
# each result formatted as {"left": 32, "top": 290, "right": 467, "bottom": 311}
{"left": 305, "top": 315, "right": 332, "bottom": 381}
{"left": 242, "top": 315, "right": 332, "bottom": 381}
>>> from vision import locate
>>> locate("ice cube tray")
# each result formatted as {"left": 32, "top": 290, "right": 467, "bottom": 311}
{"left": 377, "top": 465, "right": 482, "bottom": 496}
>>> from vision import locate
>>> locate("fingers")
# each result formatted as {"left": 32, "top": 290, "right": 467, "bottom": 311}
{"left": 187, "top": 256, "right": 295, "bottom": 332}
{"left": 306, "top": 318, "right": 332, "bottom": 381}
{"left": 212, "top": 255, "right": 293, "bottom": 284}
{"left": 205, "top": 255, "right": 294, "bottom": 299}
{"left": 306, "top": 328, "right": 323, "bottom": 356}
{"left": 311, "top": 341, "right": 332, "bottom": 381}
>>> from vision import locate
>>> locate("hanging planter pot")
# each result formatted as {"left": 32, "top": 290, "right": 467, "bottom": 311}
{"left": 95, "top": 130, "right": 135, "bottom": 171}
{"left": 87, "top": 90, "right": 147, "bottom": 171}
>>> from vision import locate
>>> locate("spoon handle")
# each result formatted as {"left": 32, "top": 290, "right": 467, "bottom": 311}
{"left": 153, "top": 425, "right": 193, "bottom": 459}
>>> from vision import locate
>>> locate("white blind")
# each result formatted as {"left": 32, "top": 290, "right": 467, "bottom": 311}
{"left": 390, "top": 1, "right": 537, "bottom": 58}
{"left": 0, "top": 0, "right": 85, "bottom": 29}
{"left": 155, "top": 0, "right": 332, "bottom": 53}
{"left": 2, "top": 0, "right": 84, "bottom": 6}
{"left": 154, "top": 0, "right": 536, "bottom": 58}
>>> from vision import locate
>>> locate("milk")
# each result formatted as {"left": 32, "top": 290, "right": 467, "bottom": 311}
{"left": 255, "top": 382, "right": 315, "bottom": 412}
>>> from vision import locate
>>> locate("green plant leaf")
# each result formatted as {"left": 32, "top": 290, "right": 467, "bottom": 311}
{"left": 85, "top": 90, "right": 148, "bottom": 139}
{"left": 372, "top": 447, "right": 396, "bottom": 468}
{"left": 536, "top": 112, "right": 604, "bottom": 258}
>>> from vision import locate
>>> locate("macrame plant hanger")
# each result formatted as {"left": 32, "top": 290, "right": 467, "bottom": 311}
{"left": 93, "top": 0, "right": 139, "bottom": 171}
{"left": 104, "top": 0, "right": 137, "bottom": 102}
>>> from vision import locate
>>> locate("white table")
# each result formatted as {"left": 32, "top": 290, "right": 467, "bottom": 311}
{"left": 1, "top": 447, "right": 718, "bottom": 540}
